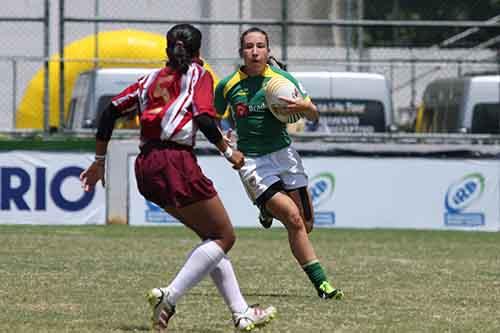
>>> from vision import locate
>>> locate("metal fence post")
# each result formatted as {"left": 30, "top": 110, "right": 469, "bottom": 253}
{"left": 58, "top": 0, "right": 65, "bottom": 132}
{"left": 281, "top": 0, "right": 288, "bottom": 62}
{"left": 12, "top": 59, "right": 17, "bottom": 128}
{"left": 410, "top": 58, "right": 416, "bottom": 108}
{"left": 94, "top": 0, "right": 99, "bottom": 70}
{"left": 389, "top": 59, "right": 394, "bottom": 94}
{"left": 346, "top": 0, "right": 353, "bottom": 71}
{"left": 357, "top": 0, "right": 364, "bottom": 72}
{"left": 43, "top": 0, "right": 50, "bottom": 133}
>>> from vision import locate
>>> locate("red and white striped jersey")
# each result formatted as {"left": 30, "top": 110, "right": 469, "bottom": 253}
{"left": 111, "top": 62, "right": 216, "bottom": 146}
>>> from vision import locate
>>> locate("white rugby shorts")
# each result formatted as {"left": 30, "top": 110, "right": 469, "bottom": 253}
{"left": 238, "top": 146, "right": 308, "bottom": 203}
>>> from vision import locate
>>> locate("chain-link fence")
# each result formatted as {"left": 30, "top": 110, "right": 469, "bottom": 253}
{"left": 0, "top": 0, "right": 49, "bottom": 131}
{"left": 1, "top": 0, "right": 499, "bottom": 134}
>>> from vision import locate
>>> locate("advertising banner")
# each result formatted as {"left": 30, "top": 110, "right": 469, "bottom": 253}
{"left": 0, "top": 152, "right": 105, "bottom": 225}
{"left": 305, "top": 157, "right": 500, "bottom": 231}
{"left": 128, "top": 155, "right": 257, "bottom": 227}
{"left": 128, "top": 154, "right": 500, "bottom": 231}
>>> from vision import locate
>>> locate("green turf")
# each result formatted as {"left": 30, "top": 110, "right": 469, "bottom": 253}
{"left": 1, "top": 225, "right": 499, "bottom": 332}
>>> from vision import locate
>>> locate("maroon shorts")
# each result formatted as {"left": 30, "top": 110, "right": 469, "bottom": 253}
{"left": 135, "top": 142, "right": 217, "bottom": 208}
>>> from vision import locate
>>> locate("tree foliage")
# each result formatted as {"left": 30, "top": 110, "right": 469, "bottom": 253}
{"left": 363, "top": 0, "right": 500, "bottom": 47}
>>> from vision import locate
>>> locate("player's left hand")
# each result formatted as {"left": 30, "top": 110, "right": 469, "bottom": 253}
{"left": 277, "top": 96, "right": 308, "bottom": 115}
{"left": 278, "top": 96, "right": 318, "bottom": 121}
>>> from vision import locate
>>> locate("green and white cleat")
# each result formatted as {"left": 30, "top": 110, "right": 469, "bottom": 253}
{"left": 318, "top": 281, "right": 344, "bottom": 300}
{"left": 232, "top": 304, "right": 277, "bottom": 331}
{"left": 147, "top": 288, "right": 176, "bottom": 332}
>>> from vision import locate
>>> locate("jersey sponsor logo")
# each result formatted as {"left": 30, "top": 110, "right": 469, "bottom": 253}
{"left": 444, "top": 173, "right": 485, "bottom": 227}
{"left": 235, "top": 103, "right": 249, "bottom": 118}
{"left": 248, "top": 102, "right": 267, "bottom": 113}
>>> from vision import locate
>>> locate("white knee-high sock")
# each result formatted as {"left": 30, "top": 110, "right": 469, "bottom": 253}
{"left": 166, "top": 240, "right": 225, "bottom": 305}
{"left": 210, "top": 255, "right": 248, "bottom": 314}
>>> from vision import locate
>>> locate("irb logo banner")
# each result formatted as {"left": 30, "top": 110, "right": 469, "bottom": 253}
{"left": 128, "top": 154, "right": 500, "bottom": 231}
{"left": 303, "top": 158, "right": 500, "bottom": 231}
{"left": 0, "top": 152, "right": 105, "bottom": 225}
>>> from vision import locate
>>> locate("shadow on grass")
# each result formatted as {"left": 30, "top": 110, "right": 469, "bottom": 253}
{"left": 116, "top": 324, "right": 150, "bottom": 332}
{"left": 117, "top": 325, "right": 222, "bottom": 333}
{"left": 190, "top": 291, "right": 309, "bottom": 298}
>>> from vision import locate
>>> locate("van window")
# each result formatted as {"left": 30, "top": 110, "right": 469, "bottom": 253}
{"left": 68, "top": 73, "right": 91, "bottom": 129}
{"left": 428, "top": 104, "right": 460, "bottom": 132}
{"left": 471, "top": 103, "right": 500, "bottom": 134}
{"left": 95, "top": 95, "right": 140, "bottom": 129}
{"left": 306, "top": 99, "right": 385, "bottom": 133}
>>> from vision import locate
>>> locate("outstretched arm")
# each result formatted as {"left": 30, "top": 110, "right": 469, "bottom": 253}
{"left": 195, "top": 114, "right": 244, "bottom": 169}
{"left": 80, "top": 103, "right": 120, "bottom": 192}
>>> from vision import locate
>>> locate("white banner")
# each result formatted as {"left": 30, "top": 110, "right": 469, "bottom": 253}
{"left": 128, "top": 154, "right": 500, "bottom": 231}
{"left": 0, "top": 152, "right": 105, "bottom": 225}
{"left": 128, "top": 155, "right": 257, "bottom": 226}
{"left": 305, "top": 157, "right": 500, "bottom": 231}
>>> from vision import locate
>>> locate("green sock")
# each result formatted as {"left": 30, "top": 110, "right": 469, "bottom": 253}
{"left": 302, "top": 260, "right": 329, "bottom": 291}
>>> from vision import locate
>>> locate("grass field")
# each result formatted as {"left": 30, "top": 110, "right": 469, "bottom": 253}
{"left": 1, "top": 225, "right": 499, "bottom": 332}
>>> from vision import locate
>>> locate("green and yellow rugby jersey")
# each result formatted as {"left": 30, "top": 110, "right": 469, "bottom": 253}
{"left": 214, "top": 65, "right": 309, "bottom": 157}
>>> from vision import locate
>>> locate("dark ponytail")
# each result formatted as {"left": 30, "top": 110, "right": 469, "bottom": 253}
{"left": 268, "top": 55, "right": 287, "bottom": 71}
{"left": 166, "top": 24, "right": 202, "bottom": 74}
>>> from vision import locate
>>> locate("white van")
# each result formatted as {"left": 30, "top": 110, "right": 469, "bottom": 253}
{"left": 291, "top": 72, "right": 394, "bottom": 133}
{"left": 67, "top": 68, "right": 154, "bottom": 130}
{"left": 67, "top": 69, "right": 394, "bottom": 133}
{"left": 416, "top": 75, "right": 500, "bottom": 134}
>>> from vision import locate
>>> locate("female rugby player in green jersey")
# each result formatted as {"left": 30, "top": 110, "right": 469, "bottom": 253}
{"left": 214, "top": 27, "right": 344, "bottom": 300}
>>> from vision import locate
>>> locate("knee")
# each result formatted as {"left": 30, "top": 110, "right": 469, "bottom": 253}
{"left": 226, "top": 231, "right": 236, "bottom": 250}
{"left": 219, "top": 229, "right": 236, "bottom": 253}
{"left": 284, "top": 210, "right": 306, "bottom": 233}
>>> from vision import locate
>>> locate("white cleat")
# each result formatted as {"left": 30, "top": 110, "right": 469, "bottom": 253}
{"left": 233, "top": 304, "right": 277, "bottom": 331}
{"left": 146, "top": 288, "right": 175, "bottom": 332}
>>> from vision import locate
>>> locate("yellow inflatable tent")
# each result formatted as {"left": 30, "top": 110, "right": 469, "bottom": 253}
{"left": 16, "top": 29, "right": 218, "bottom": 129}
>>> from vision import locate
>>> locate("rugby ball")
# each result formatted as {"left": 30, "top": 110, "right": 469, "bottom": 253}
{"left": 265, "top": 76, "right": 303, "bottom": 123}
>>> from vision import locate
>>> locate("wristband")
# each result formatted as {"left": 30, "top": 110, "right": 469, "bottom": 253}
{"left": 95, "top": 154, "right": 106, "bottom": 163}
{"left": 223, "top": 146, "right": 233, "bottom": 159}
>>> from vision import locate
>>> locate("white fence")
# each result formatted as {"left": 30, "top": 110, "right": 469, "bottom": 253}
{"left": 0, "top": 143, "right": 498, "bottom": 231}
{"left": 107, "top": 140, "right": 500, "bottom": 231}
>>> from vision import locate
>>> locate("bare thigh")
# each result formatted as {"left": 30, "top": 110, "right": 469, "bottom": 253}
{"left": 287, "top": 189, "right": 314, "bottom": 233}
{"left": 265, "top": 192, "right": 303, "bottom": 230}
{"left": 163, "top": 195, "right": 235, "bottom": 253}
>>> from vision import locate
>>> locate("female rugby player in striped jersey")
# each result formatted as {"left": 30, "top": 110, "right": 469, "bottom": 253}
{"left": 80, "top": 24, "right": 276, "bottom": 332}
